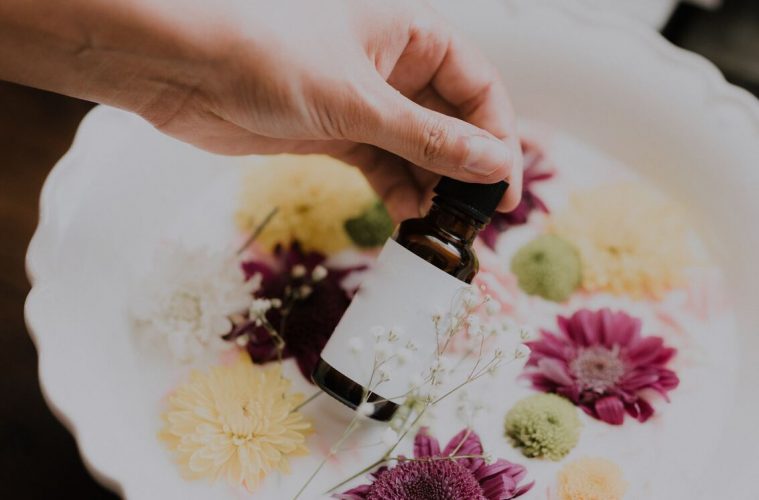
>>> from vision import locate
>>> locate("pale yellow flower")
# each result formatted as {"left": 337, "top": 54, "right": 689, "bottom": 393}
{"left": 236, "top": 154, "right": 376, "bottom": 254}
{"left": 160, "top": 353, "right": 311, "bottom": 490}
{"left": 551, "top": 183, "right": 692, "bottom": 298}
{"left": 557, "top": 457, "right": 627, "bottom": 500}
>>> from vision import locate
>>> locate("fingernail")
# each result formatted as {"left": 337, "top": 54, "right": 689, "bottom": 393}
{"left": 463, "top": 136, "right": 512, "bottom": 176}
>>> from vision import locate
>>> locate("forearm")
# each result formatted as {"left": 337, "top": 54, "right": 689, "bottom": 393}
{"left": 0, "top": 0, "right": 223, "bottom": 121}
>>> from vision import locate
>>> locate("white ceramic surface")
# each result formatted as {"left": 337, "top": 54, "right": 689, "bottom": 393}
{"left": 25, "top": 0, "right": 759, "bottom": 498}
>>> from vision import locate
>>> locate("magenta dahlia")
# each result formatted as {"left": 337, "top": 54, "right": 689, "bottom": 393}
{"left": 337, "top": 428, "right": 533, "bottom": 500}
{"left": 524, "top": 308, "right": 679, "bottom": 425}
{"left": 225, "top": 242, "right": 362, "bottom": 381}
{"left": 480, "top": 139, "right": 555, "bottom": 249}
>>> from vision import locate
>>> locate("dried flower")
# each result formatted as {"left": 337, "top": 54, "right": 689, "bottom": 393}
{"left": 557, "top": 457, "right": 627, "bottom": 500}
{"left": 337, "top": 428, "right": 533, "bottom": 500}
{"left": 505, "top": 393, "right": 581, "bottom": 460}
{"left": 551, "top": 183, "right": 692, "bottom": 298}
{"left": 523, "top": 308, "right": 679, "bottom": 425}
{"left": 159, "top": 353, "right": 311, "bottom": 490}
{"left": 510, "top": 234, "right": 582, "bottom": 302}
{"left": 480, "top": 140, "right": 555, "bottom": 249}
{"left": 344, "top": 200, "right": 395, "bottom": 248}
{"left": 236, "top": 155, "right": 377, "bottom": 254}
{"left": 131, "top": 245, "right": 257, "bottom": 362}
{"left": 227, "top": 242, "right": 362, "bottom": 381}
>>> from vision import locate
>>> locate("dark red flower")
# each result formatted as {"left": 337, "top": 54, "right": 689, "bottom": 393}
{"left": 523, "top": 308, "right": 680, "bottom": 425}
{"left": 480, "top": 140, "right": 555, "bottom": 249}
{"left": 337, "top": 428, "right": 533, "bottom": 500}
{"left": 226, "top": 242, "right": 362, "bottom": 381}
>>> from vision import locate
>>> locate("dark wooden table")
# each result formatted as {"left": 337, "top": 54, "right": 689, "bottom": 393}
{"left": 1, "top": 2, "right": 756, "bottom": 497}
{"left": 0, "top": 82, "right": 115, "bottom": 498}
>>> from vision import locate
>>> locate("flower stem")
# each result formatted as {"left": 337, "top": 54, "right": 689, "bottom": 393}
{"left": 292, "top": 390, "right": 323, "bottom": 413}
{"left": 236, "top": 206, "right": 278, "bottom": 255}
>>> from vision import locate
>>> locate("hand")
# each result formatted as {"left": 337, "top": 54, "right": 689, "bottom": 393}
{"left": 1, "top": 0, "right": 522, "bottom": 221}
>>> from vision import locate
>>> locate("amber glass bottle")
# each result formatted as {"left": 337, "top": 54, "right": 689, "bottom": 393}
{"left": 313, "top": 177, "right": 508, "bottom": 420}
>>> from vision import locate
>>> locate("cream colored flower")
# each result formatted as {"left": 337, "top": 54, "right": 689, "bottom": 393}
{"left": 236, "top": 154, "right": 376, "bottom": 254}
{"left": 557, "top": 457, "right": 627, "bottom": 500}
{"left": 160, "top": 353, "right": 312, "bottom": 490}
{"left": 131, "top": 245, "right": 258, "bottom": 363}
{"left": 551, "top": 183, "right": 692, "bottom": 298}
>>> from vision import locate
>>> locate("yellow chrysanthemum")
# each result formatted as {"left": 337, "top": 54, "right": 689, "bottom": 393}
{"left": 159, "top": 353, "right": 312, "bottom": 491}
{"left": 551, "top": 183, "right": 692, "bottom": 298}
{"left": 557, "top": 457, "right": 627, "bottom": 500}
{"left": 236, "top": 154, "right": 377, "bottom": 254}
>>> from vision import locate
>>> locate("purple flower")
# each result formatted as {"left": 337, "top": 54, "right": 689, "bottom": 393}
{"left": 480, "top": 140, "right": 555, "bottom": 249}
{"left": 337, "top": 428, "right": 533, "bottom": 500}
{"left": 523, "top": 308, "right": 680, "bottom": 425}
{"left": 226, "top": 242, "right": 361, "bottom": 381}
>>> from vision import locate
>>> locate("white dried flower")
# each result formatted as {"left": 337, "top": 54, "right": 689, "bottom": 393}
{"left": 514, "top": 343, "right": 531, "bottom": 359}
{"left": 348, "top": 337, "right": 364, "bottom": 353}
{"left": 370, "top": 325, "right": 386, "bottom": 339}
{"left": 357, "top": 402, "right": 375, "bottom": 417}
{"left": 397, "top": 347, "right": 413, "bottom": 364}
{"left": 298, "top": 284, "right": 312, "bottom": 297}
{"left": 250, "top": 298, "right": 271, "bottom": 318}
{"left": 462, "top": 286, "right": 478, "bottom": 307}
{"left": 519, "top": 325, "right": 536, "bottom": 341}
{"left": 291, "top": 264, "right": 307, "bottom": 278}
{"left": 311, "top": 265, "right": 328, "bottom": 281}
{"left": 234, "top": 334, "right": 249, "bottom": 347}
{"left": 485, "top": 300, "right": 500, "bottom": 316}
{"left": 131, "top": 245, "right": 257, "bottom": 363}
{"left": 388, "top": 326, "right": 405, "bottom": 342}
{"left": 377, "top": 366, "right": 391, "bottom": 382}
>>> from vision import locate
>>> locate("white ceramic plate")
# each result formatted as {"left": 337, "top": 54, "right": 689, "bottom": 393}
{"left": 26, "top": 0, "right": 759, "bottom": 498}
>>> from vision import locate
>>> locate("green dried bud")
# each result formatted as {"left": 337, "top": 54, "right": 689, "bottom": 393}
{"left": 505, "top": 393, "right": 582, "bottom": 460}
{"left": 510, "top": 234, "right": 581, "bottom": 302}
{"left": 345, "top": 200, "right": 394, "bottom": 248}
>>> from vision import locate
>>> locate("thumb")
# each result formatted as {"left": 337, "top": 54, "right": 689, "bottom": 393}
{"left": 346, "top": 81, "right": 515, "bottom": 183}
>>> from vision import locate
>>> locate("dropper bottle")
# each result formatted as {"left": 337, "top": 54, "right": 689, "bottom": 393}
{"left": 313, "top": 177, "right": 508, "bottom": 420}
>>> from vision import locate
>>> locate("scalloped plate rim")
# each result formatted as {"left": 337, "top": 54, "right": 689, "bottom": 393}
{"left": 23, "top": 0, "right": 759, "bottom": 495}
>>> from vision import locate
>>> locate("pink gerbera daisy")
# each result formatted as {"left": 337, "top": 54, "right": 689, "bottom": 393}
{"left": 337, "top": 428, "right": 533, "bottom": 500}
{"left": 524, "top": 308, "right": 679, "bottom": 425}
{"left": 480, "top": 139, "right": 555, "bottom": 249}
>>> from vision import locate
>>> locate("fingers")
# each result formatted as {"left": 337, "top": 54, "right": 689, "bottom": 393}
{"left": 343, "top": 75, "right": 514, "bottom": 185}
{"left": 338, "top": 144, "right": 424, "bottom": 223}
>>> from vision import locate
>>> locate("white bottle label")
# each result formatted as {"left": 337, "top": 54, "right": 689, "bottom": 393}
{"left": 321, "top": 239, "right": 468, "bottom": 403}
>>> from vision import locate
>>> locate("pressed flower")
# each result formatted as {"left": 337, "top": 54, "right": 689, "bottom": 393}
{"left": 344, "top": 200, "right": 394, "bottom": 248}
{"left": 524, "top": 308, "right": 679, "bottom": 425}
{"left": 337, "top": 427, "right": 533, "bottom": 500}
{"left": 510, "top": 234, "right": 581, "bottom": 302}
{"left": 131, "top": 245, "right": 257, "bottom": 362}
{"left": 551, "top": 183, "right": 692, "bottom": 298}
{"left": 504, "top": 393, "right": 581, "bottom": 460}
{"left": 227, "top": 242, "right": 362, "bottom": 381}
{"left": 236, "top": 154, "right": 378, "bottom": 254}
{"left": 159, "top": 353, "right": 311, "bottom": 490}
{"left": 480, "top": 140, "right": 555, "bottom": 249}
{"left": 557, "top": 457, "right": 627, "bottom": 500}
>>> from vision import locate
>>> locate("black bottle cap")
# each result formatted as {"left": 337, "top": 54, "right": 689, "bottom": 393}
{"left": 432, "top": 177, "right": 509, "bottom": 224}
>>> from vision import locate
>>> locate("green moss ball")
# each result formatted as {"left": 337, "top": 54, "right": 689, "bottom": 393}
{"left": 510, "top": 234, "right": 581, "bottom": 302}
{"left": 505, "top": 393, "right": 582, "bottom": 461}
{"left": 344, "top": 201, "right": 394, "bottom": 248}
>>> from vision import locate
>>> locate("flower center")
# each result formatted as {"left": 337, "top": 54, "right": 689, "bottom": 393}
{"left": 367, "top": 459, "right": 485, "bottom": 500}
{"left": 167, "top": 290, "right": 202, "bottom": 324}
{"left": 570, "top": 346, "right": 625, "bottom": 393}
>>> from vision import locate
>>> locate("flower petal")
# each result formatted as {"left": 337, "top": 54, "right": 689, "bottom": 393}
{"left": 413, "top": 427, "right": 441, "bottom": 458}
{"left": 595, "top": 395, "right": 625, "bottom": 425}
